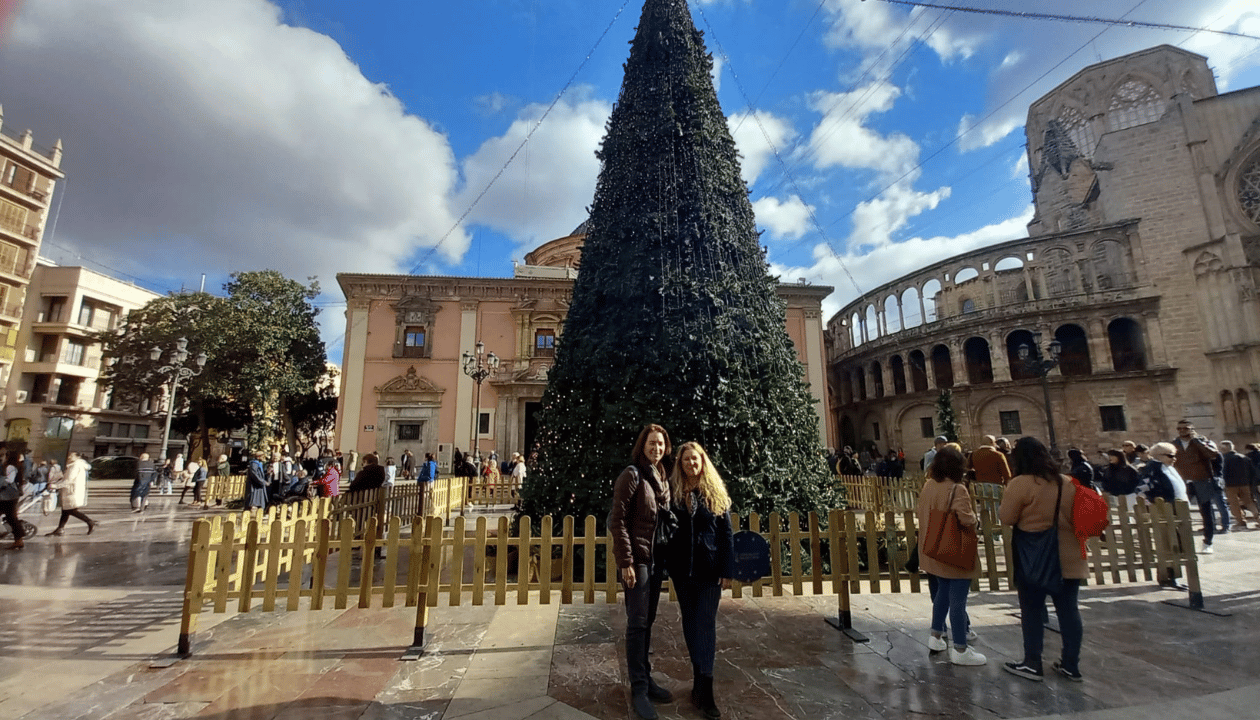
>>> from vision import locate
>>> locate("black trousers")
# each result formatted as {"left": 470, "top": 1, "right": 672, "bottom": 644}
{"left": 675, "top": 580, "right": 722, "bottom": 676}
{"left": 1, "top": 499, "right": 23, "bottom": 540}
{"left": 56, "top": 508, "right": 93, "bottom": 530}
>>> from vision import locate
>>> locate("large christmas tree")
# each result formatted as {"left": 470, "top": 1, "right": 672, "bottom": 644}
{"left": 520, "top": 0, "right": 835, "bottom": 522}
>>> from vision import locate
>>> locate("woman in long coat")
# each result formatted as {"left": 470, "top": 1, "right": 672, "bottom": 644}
{"left": 47, "top": 452, "right": 94, "bottom": 535}
{"left": 244, "top": 451, "right": 269, "bottom": 510}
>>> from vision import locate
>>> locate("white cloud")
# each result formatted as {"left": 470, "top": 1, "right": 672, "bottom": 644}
{"left": 711, "top": 54, "right": 724, "bottom": 94}
{"left": 773, "top": 207, "right": 1035, "bottom": 321}
{"left": 458, "top": 91, "right": 610, "bottom": 252}
{"left": 848, "top": 181, "right": 950, "bottom": 249}
{"left": 754, "top": 195, "right": 814, "bottom": 240}
{"left": 821, "top": 0, "right": 980, "bottom": 64}
{"left": 805, "top": 83, "right": 920, "bottom": 178}
{"left": 0, "top": 0, "right": 467, "bottom": 291}
{"left": 956, "top": 112, "right": 1022, "bottom": 152}
{"left": 728, "top": 110, "right": 796, "bottom": 186}
{"left": 1011, "top": 151, "right": 1030, "bottom": 181}
{"left": 474, "top": 91, "right": 516, "bottom": 117}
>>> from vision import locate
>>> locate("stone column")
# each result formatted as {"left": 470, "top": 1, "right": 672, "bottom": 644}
{"left": 950, "top": 338, "right": 969, "bottom": 387}
{"left": 1090, "top": 317, "right": 1112, "bottom": 373}
{"left": 917, "top": 290, "right": 928, "bottom": 326}
{"left": 990, "top": 330, "right": 1012, "bottom": 382}
{"left": 1142, "top": 312, "right": 1170, "bottom": 367}
{"left": 336, "top": 297, "right": 372, "bottom": 451}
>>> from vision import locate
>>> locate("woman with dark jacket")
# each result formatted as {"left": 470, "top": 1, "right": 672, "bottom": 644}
{"left": 608, "top": 424, "right": 673, "bottom": 720}
{"left": 665, "top": 442, "right": 734, "bottom": 719}
{"left": 244, "top": 451, "right": 269, "bottom": 510}
{"left": 1000, "top": 436, "right": 1086, "bottom": 682}
{"left": 1099, "top": 450, "right": 1140, "bottom": 498}
{"left": 1, "top": 450, "right": 25, "bottom": 549}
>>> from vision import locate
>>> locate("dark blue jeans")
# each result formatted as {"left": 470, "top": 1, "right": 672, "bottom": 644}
{"left": 1016, "top": 579, "right": 1082, "bottom": 672}
{"left": 623, "top": 563, "right": 663, "bottom": 692}
{"left": 674, "top": 580, "right": 722, "bottom": 675}
{"left": 928, "top": 576, "right": 972, "bottom": 648}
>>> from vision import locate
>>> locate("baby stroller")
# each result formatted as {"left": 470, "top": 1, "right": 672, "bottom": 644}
{"left": 0, "top": 488, "right": 41, "bottom": 539}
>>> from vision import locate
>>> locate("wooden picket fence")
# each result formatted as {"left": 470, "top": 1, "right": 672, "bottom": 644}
{"left": 203, "top": 474, "right": 246, "bottom": 504}
{"left": 177, "top": 493, "right": 1201, "bottom": 657}
{"left": 466, "top": 476, "right": 521, "bottom": 506}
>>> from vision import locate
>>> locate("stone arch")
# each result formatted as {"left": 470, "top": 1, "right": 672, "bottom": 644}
{"left": 972, "top": 392, "right": 1047, "bottom": 442}
{"left": 902, "top": 286, "right": 923, "bottom": 328}
{"left": 908, "top": 349, "right": 929, "bottom": 392}
{"left": 1106, "top": 76, "right": 1168, "bottom": 132}
{"left": 964, "top": 337, "right": 994, "bottom": 384}
{"left": 1006, "top": 329, "right": 1039, "bottom": 381}
{"left": 1042, "top": 246, "right": 1076, "bottom": 296}
{"left": 1054, "top": 103, "right": 1097, "bottom": 158}
{"left": 994, "top": 256, "right": 1024, "bottom": 272}
{"left": 865, "top": 304, "right": 879, "bottom": 341}
{"left": 1107, "top": 317, "right": 1146, "bottom": 371}
{"left": 884, "top": 294, "right": 901, "bottom": 334}
{"left": 921, "top": 279, "right": 942, "bottom": 323}
{"left": 954, "top": 266, "right": 980, "bottom": 284}
{"left": 890, "top": 354, "right": 907, "bottom": 395}
{"left": 850, "top": 312, "right": 862, "bottom": 347}
{"left": 960, "top": 297, "right": 977, "bottom": 314}
{"left": 1055, "top": 324, "right": 1092, "bottom": 376}
{"left": 840, "top": 415, "right": 858, "bottom": 452}
{"left": 1091, "top": 238, "right": 1129, "bottom": 290}
{"left": 1194, "top": 251, "right": 1223, "bottom": 276}
{"left": 931, "top": 344, "right": 954, "bottom": 389}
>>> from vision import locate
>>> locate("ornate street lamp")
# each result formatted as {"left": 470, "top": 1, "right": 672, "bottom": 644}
{"left": 150, "top": 337, "right": 207, "bottom": 463}
{"left": 1018, "top": 333, "right": 1063, "bottom": 454}
{"left": 461, "top": 341, "right": 499, "bottom": 460}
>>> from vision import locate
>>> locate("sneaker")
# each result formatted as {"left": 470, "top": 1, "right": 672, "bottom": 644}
{"left": 966, "top": 630, "right": 979, "bottom": 643}
{"left": 1052, "top": 661, "right": 1083, "bottom": 682}
{"left": 927, "top": 635, "right": 947, "bottom": 653}
{"left": 1200, "top": 543, "right": 1214, "bottom": 555}
{"left": 949, "top": 646, "right": 987, "bottom": 666}
{"left": 1003, "top": 661, "right": 1044, "bottom": 682}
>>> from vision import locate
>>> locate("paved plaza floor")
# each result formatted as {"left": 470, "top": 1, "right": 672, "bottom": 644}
{"left": 2, "top": 479, "right": 1259, "bottom": 720}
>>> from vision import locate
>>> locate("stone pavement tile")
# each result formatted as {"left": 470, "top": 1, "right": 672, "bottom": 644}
{"left": 425, "top": 622, "right": 490, "bottom": 655}
{"left": 550, "top": 643, "right": 622, "bottom": 688}
{"left": 554, "top": 605, "right": 617, "bottom": 645}
{"left": 143, "top": 666, "right": 264, "bottom": 704}
{"left": 480, "top": 605, "right": 560, "bottom": 650}
{"left": 359, "top": 699, "right": 448, "bottom": 720}
{"left": 523, "top": 700, "right": 600, "bottom": 720}
{"left": 466, "top": 647, "right": 553, "bottom": 679}
{"left": 270, "top": 700, "right": 372, "bottom": 720}
{"left": 294, "top": 657, "right": 402, "bottom": 704}
{"left": 188, "top": 672, "right": 323, "bottom": 719}
{"left": 377, "top": 653, "right": 468, "bottom": 703}
{"left": 448, "top": 690, "right": 556, "bottom": 720}
{"left": 444, "top": 675, "right": 551, "bottom": 718}
{"left": 761, "top": 665, "right": 885, "bottom": 720}
{"left": 105, "top": 701, "right": 211, "bottom": 719}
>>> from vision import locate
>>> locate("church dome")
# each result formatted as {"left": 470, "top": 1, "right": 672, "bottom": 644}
{"left": 524, "top": 221, "right": 588, "bottom": 268}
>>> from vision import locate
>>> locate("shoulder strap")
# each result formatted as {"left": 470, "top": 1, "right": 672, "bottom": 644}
{"left": 1053, "top": 477, "right": 1063, "bottom": 529}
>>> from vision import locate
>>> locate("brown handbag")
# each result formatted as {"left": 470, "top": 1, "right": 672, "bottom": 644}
{"left": 923, "top": 484, "right": 978, "bottom": 571}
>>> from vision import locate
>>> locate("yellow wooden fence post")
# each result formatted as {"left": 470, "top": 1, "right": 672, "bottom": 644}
{"left": 177, "top": 520, "right": 213, "bottom": 656}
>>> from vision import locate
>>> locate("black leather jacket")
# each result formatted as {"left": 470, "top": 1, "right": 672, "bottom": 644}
{"left": 665, "top": 491, "right": 735, "bottom": 585}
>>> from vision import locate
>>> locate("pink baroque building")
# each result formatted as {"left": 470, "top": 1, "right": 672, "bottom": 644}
{"left": 336, "top": 225, "right": 834, "bottom": 473}
{"left": 826, "top": 45, "right": 1260, "bottom": 463}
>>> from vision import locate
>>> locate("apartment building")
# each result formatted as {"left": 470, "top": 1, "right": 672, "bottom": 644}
{"left": 3, "top": 261, "right": 162, "bottom": 462}
{"left": 0, "top": 105, "right": 64, "bottom": 397}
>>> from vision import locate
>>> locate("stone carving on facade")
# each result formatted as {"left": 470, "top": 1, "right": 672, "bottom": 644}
{"left": 376, "top": 367, "right": 444, "bottom": 405}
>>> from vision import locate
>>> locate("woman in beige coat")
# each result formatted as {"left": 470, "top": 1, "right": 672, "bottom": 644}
{"left": 916, "top": 446, "right": 985, "bottom": 666}
{"left": 999, "top": 436, "right": 1085, "bottom": 683}
{"left": 46, "top": 452, "right": 94, "bottom": 536}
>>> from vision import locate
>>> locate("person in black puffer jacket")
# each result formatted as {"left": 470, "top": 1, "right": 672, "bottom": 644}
{"left": 665, "top": 441, "right": 734, "bottom": 720}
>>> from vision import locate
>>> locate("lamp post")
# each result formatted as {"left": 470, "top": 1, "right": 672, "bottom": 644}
{"left": 150, "top": 337, "right": 207, "bottom": 463}
{"left": 1018, "top": 333, "right": 1063, "bottom": 454}
{"left": 461, "top": 341, "right": 499, "bottom": 460}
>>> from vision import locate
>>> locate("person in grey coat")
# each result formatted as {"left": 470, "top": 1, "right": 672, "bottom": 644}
{"left": 131, "top": 453, "right": 157, "bottom": 512}
{"left": 245, "top": 450, "right": 269, "bottom": 510}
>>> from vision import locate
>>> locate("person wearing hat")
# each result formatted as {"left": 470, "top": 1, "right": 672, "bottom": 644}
{"left": 923, "top": 436, "right": 948, "bottom": 473}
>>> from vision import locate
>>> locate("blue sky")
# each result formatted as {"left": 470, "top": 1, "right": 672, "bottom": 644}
{"left": 1, "top": 0, "right": 1258, "bottom": 361}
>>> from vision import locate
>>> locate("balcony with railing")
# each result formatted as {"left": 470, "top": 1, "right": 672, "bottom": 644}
{"left": 0, "top": 219, "right": 40, "bottom": 244}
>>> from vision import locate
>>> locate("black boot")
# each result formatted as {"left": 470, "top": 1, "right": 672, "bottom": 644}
{"left": 626, "top": 630, "right": 658, "bottom": 720}
{"left": 643, "top": 626, "right": 673, "bottom": 702}
{"left": 695, "top": 674, "right": 720, "bottom": 719}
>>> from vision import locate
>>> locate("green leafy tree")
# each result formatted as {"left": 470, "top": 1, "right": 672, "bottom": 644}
{"left": 935, "top": 389, "right": 961, "bottom": 443}
{"left": 288, "top": 381, "right": 339, "bottom": 458}
{"left": 222, "top": 271, "right": 327, "bottom": 450}
{"left": 170, "top": 397, "right": 252, "bottom": 459}
{"left": 520, "top": 0, "right": 835, "bottom": 523}
{"left": 98, "top": 271, "right": 327, "bottom": 457}
{"left": 96, "top": 292, "right": 236, "bottom": 459}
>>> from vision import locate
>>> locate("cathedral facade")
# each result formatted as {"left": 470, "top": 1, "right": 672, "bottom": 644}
{"left": 826, "top": 45, "right": 1260, "bottom": 460}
